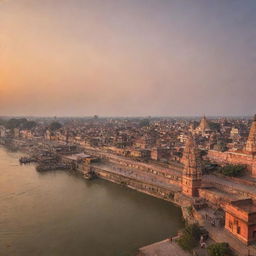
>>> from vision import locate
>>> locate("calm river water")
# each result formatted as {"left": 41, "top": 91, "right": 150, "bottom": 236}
{"left": 0, "top": 146, "right": 184, "bottom": 256}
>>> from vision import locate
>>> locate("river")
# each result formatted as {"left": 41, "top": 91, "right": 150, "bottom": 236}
{"left": 0, "top": 146, "right": 184, "bottom": 256}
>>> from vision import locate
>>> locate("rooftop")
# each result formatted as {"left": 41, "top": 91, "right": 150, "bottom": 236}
{"left": 63, "top": 153, "right": 91, "bottom": 161}
{"left": 231, "top": 199, "right": 256, "bottom": 214}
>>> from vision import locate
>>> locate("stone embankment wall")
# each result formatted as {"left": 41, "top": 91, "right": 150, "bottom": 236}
{"left": 83, "top": 147, "right": 182, "bottom": 186}
{"left": 91, "top": 166, "right": 180, "bottom": 203}
{"left": 197, "top": 187, "right": 239, "bottom": 209}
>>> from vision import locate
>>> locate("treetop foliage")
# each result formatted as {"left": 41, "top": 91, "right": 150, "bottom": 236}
{"left": 177, "top": 223, "right": 201, "bottom": 251}
{"left": 4, "top": 118, "right": 37, "bottom": 130}
{"left": 207, "top": 242, "right": 232, "bottom": 256}
{"left": 49, "top": 121, "right": 62, "bottom": 131}
{"left": 219, "top": 164, "right": 246, "bottom": 177}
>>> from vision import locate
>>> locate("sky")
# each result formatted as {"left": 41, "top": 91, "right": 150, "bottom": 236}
{"left": 0, "top": 0, "right": 255, "bottom": 117}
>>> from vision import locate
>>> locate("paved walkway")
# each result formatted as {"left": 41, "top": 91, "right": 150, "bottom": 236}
{"left": 84, "top": 146, "right": 182, "bottom": 175}
{"left": 203, "top": 175, "right": 256, "bottom": 196}
{"left": 138, "top": 239, "right": 191, "bottom": 256}
{"left": 92, "top": 162, "right": 181, "bottom": 192}
{"left": 205, "top": 223, "right": 256, "bottom": 256}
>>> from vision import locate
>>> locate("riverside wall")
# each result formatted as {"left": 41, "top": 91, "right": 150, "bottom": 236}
{"left": 90, "top": 166, "right": 183, "bottom": 205}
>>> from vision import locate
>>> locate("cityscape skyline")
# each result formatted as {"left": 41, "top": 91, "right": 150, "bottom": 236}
{"left": 1, "top": 1, "right": 256, "bottom": 255}
{"left": 0, "top": 0, "right": 255, "bottom": 116}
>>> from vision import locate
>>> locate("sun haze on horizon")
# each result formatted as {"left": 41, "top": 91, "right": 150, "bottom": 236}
{"left": 0, "top": 0, "right": 255, "bottom": 117}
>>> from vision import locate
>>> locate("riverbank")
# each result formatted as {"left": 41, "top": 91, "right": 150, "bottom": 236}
{"left": 1, "top": 138, "right": 193, "bottom": 209}
{"left": 137, "top": 238, "right": 191, "bottom": 256}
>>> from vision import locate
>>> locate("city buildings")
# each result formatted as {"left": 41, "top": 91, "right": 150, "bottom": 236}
{"left": 1, "top": 115, "right": 256, "bottom": 249}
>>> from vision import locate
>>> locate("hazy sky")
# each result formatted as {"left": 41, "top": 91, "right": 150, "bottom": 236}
{"left": 0, "top": 0, "right": 255, "bottom": 117}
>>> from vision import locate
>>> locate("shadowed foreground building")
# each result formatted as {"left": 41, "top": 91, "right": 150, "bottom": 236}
{"left": 225, "top": 199, "right": 256, "bottom": 245}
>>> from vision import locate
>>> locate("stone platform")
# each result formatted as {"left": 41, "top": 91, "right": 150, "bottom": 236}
{"left": 137, "top": 239, "right": 190, "bottom": 256}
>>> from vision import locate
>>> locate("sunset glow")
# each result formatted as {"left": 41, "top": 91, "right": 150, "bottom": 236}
{"left": 0, "top": 0, "right": 255, "bottom": 116}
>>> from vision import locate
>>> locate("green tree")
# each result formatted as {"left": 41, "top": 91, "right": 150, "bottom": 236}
{"left": 49, "top": 121, "right": 62, "bottom": 131}
{"left": 5, "top": 118, "right": 37, "bottom": 130}
{"left": 22, "top": 121, "right": 37, "bottom": 130}
{"left": 139, "top": 119, "right": 150, "bottom": 127}
{"left": 209, "top": 122, "right": 221, "bottom": 131}
{"left": 6, "top": 118, "right": 27, "bottom": 129}
{"left": 207, "top": 243, "right": 232, "bottom": 256}
{"left": 219, "top": 164, "right": 246, "bottom": 177}
{"left": 177, "top": 224, "right": 201, "bottom": 251}
{"left": 0, "top": 119, "right": 6, "bottom": 126}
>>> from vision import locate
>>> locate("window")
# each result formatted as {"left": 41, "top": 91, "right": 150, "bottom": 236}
{"left": 237, "top": 226, "right": 241, "bottom": 234}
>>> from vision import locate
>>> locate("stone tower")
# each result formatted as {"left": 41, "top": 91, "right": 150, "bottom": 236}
{"left": 245, "top": 115, "right": 256, "bottom": 154}
{"left": 182, "top": 135, "right": 202, "bottom": 197}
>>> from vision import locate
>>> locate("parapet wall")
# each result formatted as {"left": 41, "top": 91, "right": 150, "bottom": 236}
{"left": 104, "top": 157, "right": 182, "bottom": 186}
{"left": 203, "top": 176, "right": 256, "bottom": 200}
{"left": 207, "top": 150, "right": 256, "bottom": 177}
{"left": 198, "top": 188, "right": 231, "bottom": 208}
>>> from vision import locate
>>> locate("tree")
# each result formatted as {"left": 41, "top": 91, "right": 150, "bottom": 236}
{"left": 0, "top": 119, "right": 6, "bottom": 126}
{"left": 22, "top": 121, "right": 37, "bottom": 130}
{"left": 207, "top": 243, "right": 232, "bottom": 256}
{"left": 209, "top": 122, "right": 221, "bottom": 131}
{"left": 200, "top": 150, "right": 207, "bottom": 157}
{"left": 177, "top": 224, "right": 201, "bottom": 251}
{"left": 139, "top": 119, "right": 150, "bottom": 127}
{"left": 4, "top": 118, "right": 37, "bottom": 130}
{"left": 219, "top": 164, "right": 246, "bottom": 177}
{"left": 49, "top": 121, "right": 62, "bottom": 131}
{"left": 6, "top": 118, "right": 27, "bottom": 129}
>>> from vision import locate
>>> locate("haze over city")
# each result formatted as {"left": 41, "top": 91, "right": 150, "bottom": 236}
{"left": 2, "top": 2, "right": 256, "bottom": 255}
{"left": 0, "top": 0, "right": 255, "bottom": 117}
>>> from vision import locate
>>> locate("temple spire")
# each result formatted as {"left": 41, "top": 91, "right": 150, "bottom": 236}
{"left": 182, "top": 134, "right": 202, "bottom": 197}
{"left": 245, "top": 115, "right": 256, "bottom": 154}
{"left": 198, "top": 115, "right": 209, "bottom": 131}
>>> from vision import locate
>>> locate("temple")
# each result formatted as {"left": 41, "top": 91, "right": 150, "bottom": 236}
{"left": 182, "top": 135, "right": 202, "bottom": 197}
{"left": 199, "top": 115, "right": 210, "bottom": 131}
{"left": 195, "top": 115, "right": 211, "bottom": 137}
{"left": 245, "top": 115, "right": 256, "bottom": 154}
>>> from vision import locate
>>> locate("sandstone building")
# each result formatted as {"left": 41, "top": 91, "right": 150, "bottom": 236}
{"left": 245, "top": 115, "right": 256, "bottom": 154}
{"left": 182, "top": 135, "right": 202, "bottom": 197}
{"left": 225, "top": 199, "right": 256, "bottom": 244}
